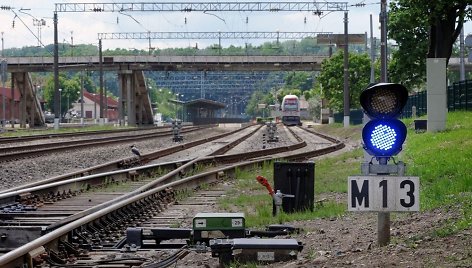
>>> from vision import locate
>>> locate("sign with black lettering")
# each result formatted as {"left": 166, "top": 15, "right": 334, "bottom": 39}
{"left": 348, "top": 176, "right": 419, "bottom": 212}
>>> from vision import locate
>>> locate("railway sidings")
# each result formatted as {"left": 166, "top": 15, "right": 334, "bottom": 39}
{"left": 0, "top": 123, "right": 344, "bottom": 267}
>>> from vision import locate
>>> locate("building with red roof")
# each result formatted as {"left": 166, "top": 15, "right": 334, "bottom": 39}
{"left": 71, "top": 90, "right": 119, "bottom": 121}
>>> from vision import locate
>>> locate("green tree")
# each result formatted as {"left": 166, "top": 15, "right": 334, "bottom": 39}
{"left": 43, "top": 73, "right": 81, "bottom": 117}
{"left": 73, "top": 72, "right": 96, "bottom": 93}
{"left": 389, "top": 0, "right": 472, "bottom": 89}
{"left": 245, "top": 91, "right": 270, "bottom": 117}
{"left": 152, "top": 88, "right": 179, "bottom": 120}
{"left": 284, "top": 72, "right": 314, "bottom": 92}
{"left": 316, "top": 51, "right": 371, "bottom": 112}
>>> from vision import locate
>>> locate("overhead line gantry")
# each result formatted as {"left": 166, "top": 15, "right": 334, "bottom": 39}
{"left": 97, "top": 31, "right": 332, "bottom": 40}
{"left": 55, "top": 2, "right": 348, "bottom": 13}
{"left": 51, "top": 1, "right": 349, "bottom": 127}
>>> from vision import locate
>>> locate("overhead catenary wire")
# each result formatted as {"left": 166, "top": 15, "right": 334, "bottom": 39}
{"left": 10, "top": 8, "right": 53, "bottom": 55}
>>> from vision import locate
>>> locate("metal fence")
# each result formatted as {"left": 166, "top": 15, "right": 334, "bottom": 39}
{"left": 402, "top": 79, "right": 472, "bottom": 118}
{"left": 332, "top": 80, "right": 472, "bottom": 124}
{"left": 402, "top": 91, "right": 427, "bottom": 118}
{"left": 447, "top": 79, "right": 472, "bottom": 111}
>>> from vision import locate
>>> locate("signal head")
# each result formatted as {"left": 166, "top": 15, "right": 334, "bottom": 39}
{"left": 362, "top": 119, "right": 407, "bottom": 157}
{"left": 360, "top": 83, "right": 408, "bottom": 119}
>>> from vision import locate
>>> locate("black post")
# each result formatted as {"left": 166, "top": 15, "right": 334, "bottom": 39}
{"left": 99, "top": 38, "right": 104, "bottom": 120}
{"left": 343, "top": 12, "right": 350, "bottom": 128}
{"left": 53, "top": 12, "right": 59, "bottom": 121}
{"left": 380, "top": 0, "right": 388, "bottom": 82}
{"left": 378, "top": 0, "right": 390, "bottom": 246}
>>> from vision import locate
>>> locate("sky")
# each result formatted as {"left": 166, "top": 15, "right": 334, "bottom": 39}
{"left": 1, "top": 0, "right": 471, "bottom": 52}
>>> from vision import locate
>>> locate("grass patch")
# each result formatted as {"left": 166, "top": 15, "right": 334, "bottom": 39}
{"left": 315, "top": 148, "right": 363, "bottom": 194}
{"left": 312, "top": 122, "right": 362, "bottom": 141}
{"left": 219, "top": 159, "right": 348, "bottom": 228}
{"left": 402, "top": 112, "right": 472, "bottom": 212}
{"left": 221, "top": 112, "right": 472, "bottom": 235}
{"left": 219, "top": 187, "right": 345, "bottom": 228}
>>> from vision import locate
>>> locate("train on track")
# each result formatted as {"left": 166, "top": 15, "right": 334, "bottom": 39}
{"left": 281, "top": 94, "right": 301, "bottom": 126}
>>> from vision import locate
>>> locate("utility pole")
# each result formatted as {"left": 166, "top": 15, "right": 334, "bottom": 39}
{"left": 380, "top": 0, "right": 388, "bottom": 82}
{"left": 53, "top": 11, "right": 60, "bottom": 129}
{"left": 1, "top": 32, "right": 5, "bottom": 129}
{"left": 71, "top": 31, "right": 74, "bottom": 56}
{"left": 378, "top": 0, "right": 390, "bottom": 246}
{"left": 460, "top": 27, "right": 465, "bottom": 81}
{"left": 80, "top": 70, "right": 84, "bottom": 125}
{"left": 1, "top": 32, "right": 4, "bottom": 57}
{"left": 343, "top": 11, "right": 350, "bottom": 128}
{"left": 370, "top": 14, "right": 375, "bottom": 83}
{"left": 98, "top": 38, "right": 104, "bottom": 124}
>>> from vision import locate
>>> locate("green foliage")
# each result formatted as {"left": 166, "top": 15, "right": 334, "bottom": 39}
{"left": 43, "top": 73, "right": 81, "bottom": 115}
{"left": 388, "top": 0, "right": 472, "bottom": 89}
{"left": 316, "top": 51, "right": 371, "bottom": 112}
{"left": 315, "top": 148, "right": 363, "bottom": 194}
{"left": 220, "top": 162, "right": 345, "bottom": 227}
{"left": 2, "top": 36, "right": 348, "bottom": 58}
{"left": 388, "top": 0, "right": 430, "bottom": 90}
{"left": 245, "top": 91, "right": 270, "bottom": 117}
{"left": 284, "top": 71, "right": 314, "bottom": 92}
{"left": 402, "top": 112, "right": 472, "bottom": 211}
{"left": 152, "top": 88, "right": 179, "bottom": 120}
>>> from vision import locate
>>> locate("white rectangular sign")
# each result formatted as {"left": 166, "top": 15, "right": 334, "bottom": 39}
{"left": 348, "top": 176, "right": 420, "bottom": 212}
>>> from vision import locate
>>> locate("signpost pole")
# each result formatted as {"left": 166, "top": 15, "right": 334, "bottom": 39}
{"left": 1, "top": 60, "right": 6, "bottom": 129}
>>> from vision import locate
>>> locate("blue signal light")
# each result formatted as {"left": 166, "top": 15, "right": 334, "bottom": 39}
{"left": 362, "top": 119, "right": 407, "bottom": 157}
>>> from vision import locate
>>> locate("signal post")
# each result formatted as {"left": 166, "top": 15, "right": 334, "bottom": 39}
{"left": 348, "top": 83, "right": 420, "bottom": 246}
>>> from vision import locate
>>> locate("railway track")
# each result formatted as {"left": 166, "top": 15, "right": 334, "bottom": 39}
{"left": 0, "top": 126, "right": 203, "bottom": 162}
{"left": 0, "top": 126, "right": 168, "bottom": 145}
{"left": 0, "top": 124, "right": 344, "bottom": 267}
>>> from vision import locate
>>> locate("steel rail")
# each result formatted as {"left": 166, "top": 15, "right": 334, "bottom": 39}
{"left": 0, "top": 125, "right": 263, "bottom": 206}
{"left": 0, "top": 126, "right": 200, "bottom": 155}
{"left": 0, "top": 124, "right": 253, "bottom": 195}
{"left": 0, "top": 126, "right": 168, "bottom": 145}
{"left": 0, "top": 141, "right": 344, "bottom": 267}
{"left": 0, "top": 126, "right": 343, "bottom": 267}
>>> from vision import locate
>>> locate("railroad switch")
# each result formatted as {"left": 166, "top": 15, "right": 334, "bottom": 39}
{"left": 123, "top": 212, "right": 303, "bottom": 266}
{"left": 210, "top": 238, "right": 303, "bottom": 266}
{"left": 256, "top": 176, "right": 295, "bottom": 216}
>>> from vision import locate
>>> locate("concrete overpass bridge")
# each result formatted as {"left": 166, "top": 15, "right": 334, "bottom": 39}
{"left": 2, "top": 54, "right": 326, "bottom": 128}
{"left": 1, "top": 55, "right": 470, "bottom": 128}
{"left": 5, "top": 55, "right": 327, "bottom": 72}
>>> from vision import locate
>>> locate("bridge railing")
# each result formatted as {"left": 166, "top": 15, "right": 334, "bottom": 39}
{"left": 4, "top": 55, "right": 328, "bottom": 64}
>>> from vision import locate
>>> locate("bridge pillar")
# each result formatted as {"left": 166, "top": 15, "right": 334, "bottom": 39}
{"left": 12, "top": 72, "right": 45, "bottom": 128}
{"left": 118, "top": 71, "right": 136, "bottom": 126}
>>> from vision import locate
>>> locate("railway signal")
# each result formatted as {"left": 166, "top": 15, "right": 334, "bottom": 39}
{"left": 360, "top": 83, "right": 408, "bottom": 162}
{"left": 350, "top": 82, "right": 419, "bottom": 247}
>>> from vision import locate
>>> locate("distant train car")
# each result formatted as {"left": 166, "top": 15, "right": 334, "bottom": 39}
{"left": 281, "top": 94, "right": 301, "bottom": 126}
